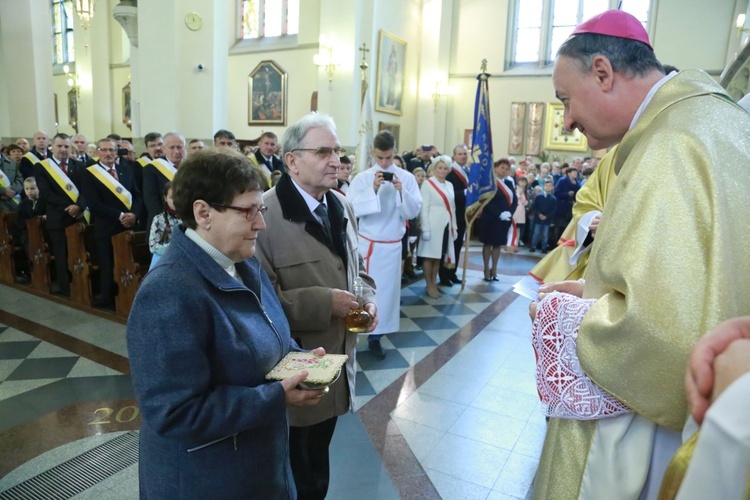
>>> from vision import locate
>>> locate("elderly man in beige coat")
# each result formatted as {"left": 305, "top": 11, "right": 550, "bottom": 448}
{"left": 256, "top": 112, "right": 377, "bottom": 500}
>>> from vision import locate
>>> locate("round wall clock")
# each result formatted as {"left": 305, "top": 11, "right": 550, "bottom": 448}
{"left": 185, "top": 12, "right": 202, "bottom": 31}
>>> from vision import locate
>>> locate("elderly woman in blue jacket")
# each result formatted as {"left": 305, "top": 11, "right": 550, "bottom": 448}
{"left": 127, "top": 148, "right": 325, "bottom": 499}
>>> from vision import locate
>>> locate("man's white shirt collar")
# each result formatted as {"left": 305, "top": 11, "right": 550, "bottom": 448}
{"left": 629, "top": 71, "right": 678, "bottom": 130}
{"left": 290, "top": 177, "right": 327, "bottom": 223}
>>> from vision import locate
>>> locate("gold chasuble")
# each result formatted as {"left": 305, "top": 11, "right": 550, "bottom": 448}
{"left": 533, "top": 69, "right": 750, "bottom": 499}
{"left": 529, "top": 145, "right": 618, "bottom": 283}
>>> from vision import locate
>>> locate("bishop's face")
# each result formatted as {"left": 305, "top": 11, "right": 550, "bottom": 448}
{"left": 553, "top": 55, "right": 622, "bottom": 150}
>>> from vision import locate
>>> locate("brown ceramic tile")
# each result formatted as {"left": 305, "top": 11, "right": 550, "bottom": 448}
{"left": 0, "top": 398, "right": 140, "bottom": 478}
{"left": 0, "top": 310, "right": 129, "bottom": 374}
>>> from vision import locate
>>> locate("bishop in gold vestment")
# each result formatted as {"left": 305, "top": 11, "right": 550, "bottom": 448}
{"left": 533, "top": 10, "right": 750, "bottom": 499}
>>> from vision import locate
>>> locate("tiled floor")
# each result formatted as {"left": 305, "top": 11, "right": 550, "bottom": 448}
{"left": 0, "top": 244, "right": 545, "bottom": 499}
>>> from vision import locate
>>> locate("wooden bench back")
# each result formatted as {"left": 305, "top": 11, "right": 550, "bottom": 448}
{"left": 27, "top": 216, "right": 53, "bottom": 293}
{"left": 66, "top": 222, "right": 99, "bottom": 307}
{"left": 113, "top": 230, "right": 151, "bottom": 319}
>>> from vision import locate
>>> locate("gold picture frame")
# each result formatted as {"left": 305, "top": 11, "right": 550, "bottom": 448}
{"left": 67, "top": 89, "right": 78, "bottom": 133}
{"left": 508, "top": 102, "right": 526, "bottom": 155}
{"left": 543, "top": 102, "right": 588, "bottom": 152}
{"left": 248, "top": 60, "right": 287, "bottom": 126}
{"left": 378, "top": 122, "right": 400, "bottom": 149}
{"left": 525, "top": 102, "right": 545, "bottom": 156}
{"left": 375, "top": 30, "right": 407, "bottom": 116}
{"left": 122, "top": 82, "right": 132, "bottom": 129}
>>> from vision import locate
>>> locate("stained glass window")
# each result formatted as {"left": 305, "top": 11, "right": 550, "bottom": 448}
{"left": 241, "top": 0, "right": 299, "bottom": 40}
{"left": 510, "top": 0, "right": 651, "bottom": 68}
{"left": 51, "top": 0, "right": 75, "bottom": 65}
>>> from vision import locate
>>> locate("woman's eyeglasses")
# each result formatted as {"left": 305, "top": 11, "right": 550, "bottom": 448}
{"left": 208, "top": 203, "right": 268, "bottom": 221}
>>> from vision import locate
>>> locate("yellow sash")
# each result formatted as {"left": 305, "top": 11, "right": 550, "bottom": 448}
{"left": 150, "top": 158, "right": 177, "bottom": 181}
{"left": 0, "top": 169, "right": 20, "bottom": 204}
{"left": 87, "top": 165, "right": 132, "bottom": 210}
{"left": 136, "top": 157, "right": 150, "bottom": 168}
{"left": 23, "top": 152, "right": 41, "bottom": 165}
{"left": 40, "top": 159, "right": 79, "bottom": 203}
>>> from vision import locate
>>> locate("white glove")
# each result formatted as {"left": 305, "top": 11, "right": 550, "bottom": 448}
{"left": 408, "top": 236, "right": 418, "bottom": 244}
{"left": 500, "top": 211, "right": 512, "bottom": 221}
{"left": 421, "top": 231, "right": 431, "bottom": 241}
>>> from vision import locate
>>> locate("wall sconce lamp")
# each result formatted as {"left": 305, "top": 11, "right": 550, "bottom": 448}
{"left": 63, "top": 65, "right": 79, "bottom": 98}
{"left": 432, "top": 81, "right": 449, "bottom": 110}
{"left": 314, "top": 45, "right": 339, "bottom": 86}
{"left": 74, "top": 0, "right": 95, "bottom": 30}
{"left": 737, "top": 13, "right": 750, "bottom": 34}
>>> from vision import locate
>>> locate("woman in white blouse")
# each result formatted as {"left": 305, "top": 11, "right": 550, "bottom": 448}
{"left": 417, "top": 155, "right": 457, "bottom": 298}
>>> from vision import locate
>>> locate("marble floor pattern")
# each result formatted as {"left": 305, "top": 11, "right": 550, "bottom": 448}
{"left": 0, "top": 245, "right": 544, "bottom": 499}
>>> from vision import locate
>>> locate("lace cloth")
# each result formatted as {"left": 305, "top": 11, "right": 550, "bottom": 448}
{"left": 532, "top": 292, "right": 631, "bottom": 419}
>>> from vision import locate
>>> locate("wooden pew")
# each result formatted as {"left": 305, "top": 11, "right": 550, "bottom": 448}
{"left": 113, "top": 230, "right": 150, "bottom": 319}
{"left": 66, "top": 222, "right": 99, "bottom": 307}
{"left": 0, "top": 212, "right": 23, "bottom": 284}
{"left": 27, "top": 216, "right": 54, "bottom": 293}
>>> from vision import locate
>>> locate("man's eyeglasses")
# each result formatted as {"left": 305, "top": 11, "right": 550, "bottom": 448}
{"left": 208, "top": 203, "right": 268, "bottom": 221}
{"left": 98, "top": 148, "right": 116, "bottom": 153}
{"left": 291, "top": 147, "right": 346, "bottom": 158}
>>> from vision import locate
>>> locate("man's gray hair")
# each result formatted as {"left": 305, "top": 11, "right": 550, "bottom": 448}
{"left": 163, "top": 131, "right": 186, "bottom": 144}
{"left": 452, "top": 143, "right": 468, "bottom": 155}
{"left": 557, "top": 33, "right": 663, "bottom": 78}
{"left": 282, "top": 113, "right": 337, "bottom": 156}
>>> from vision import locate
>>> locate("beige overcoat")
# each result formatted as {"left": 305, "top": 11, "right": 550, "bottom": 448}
{"left": 256, "top": 173, "right": 376, "bottom": 427}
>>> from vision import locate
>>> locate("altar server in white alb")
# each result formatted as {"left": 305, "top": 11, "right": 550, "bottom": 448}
{"left": 347, "top": 130, "right": 422, "bottom": 359}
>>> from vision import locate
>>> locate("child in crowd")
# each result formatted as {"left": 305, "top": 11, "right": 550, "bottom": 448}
{"left": 513, "top": 176, "right": 528, "bottom": 251}
{"left": 413, "top": 166, "right": 425, "bottom": 187}
{"left": 408, "top": 166, "right": 425, "bottom": 272}
{"left": 531, "top": 180, "right": 556, "bottom": 253}
{"left": 16, "top": 177, "right": 45, "bottom": 265}
{"left": 148, "top": 182, "right": 179, "bottom": 270}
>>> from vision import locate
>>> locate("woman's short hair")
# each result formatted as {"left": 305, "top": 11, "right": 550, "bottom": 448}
{"left": 172, "top": 148, "right": 264, "bottom": 229}
{"left": 427, "top": 154, "right": 452, "bottom": 176}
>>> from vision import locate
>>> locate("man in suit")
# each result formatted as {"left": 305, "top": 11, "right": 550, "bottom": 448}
{"left": 439, "top": 144, "right": 469, "bottom": 286}
{"left": 406, "top": 145, "right": 436, "bottom": 173}
{"left": 252, "top": 131, "right": 284, "bottom": 174}
{"left": 82, "top": 138, "right": 144, "bottom": 308}
{"left": 33, "top": 133, "right": 86, "bottom": 296}
{"left": 19, "top": 130, "right": 50, "bottom": 180}
{"left": 72, "top": 134, "right": 96, "bottom": 166}
{"left": 15, "top": 137, "right": 30, "bottom": 154}
{"left": 213, "top": 129, "right": 238, "bottom": 149}
{"left": 142, "top": 131, "right": 185, "bottom": 235}
{"left": 256, "top": 113, "right": 377, "bottom": 500}
{"left": 0, "top": 139, "right": 23, "bottom": 212}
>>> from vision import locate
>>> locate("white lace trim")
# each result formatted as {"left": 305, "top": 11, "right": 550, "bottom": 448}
{"left": 532, "top": 292, "right": 631, "bottom": 420}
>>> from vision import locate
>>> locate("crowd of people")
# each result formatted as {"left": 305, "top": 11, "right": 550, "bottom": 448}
{"left": 2, "top": 8, "right": 749, "bottom": 498}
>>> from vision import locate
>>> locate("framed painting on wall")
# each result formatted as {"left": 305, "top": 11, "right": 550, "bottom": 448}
{"left": 543, "top": 103, "right": 588, "bottom": 152}
{"left": 375, "top": 30, "right": 407, "bottom": 116}
{"left": 525, "top": 102, "right": 545, "bottom": 156}
{"left": 67, "top": 89, "right": 78, "bottom": 133}
{"left": 122, "top": 82, "right": 132, "bottom": 129}
{"left": 378, "top": 122, "right": 400, "bottom": 149}
{"left": 508, "top": 102, "right": 526, "bottom": 155}
{"left": 248, "top": 60, "right": 287, "bottom": 126}
{"left": 464, "top": 129, "right": 473, "bottom": 149}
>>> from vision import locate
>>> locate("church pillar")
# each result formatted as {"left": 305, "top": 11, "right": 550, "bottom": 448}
{"left": 0, "top": 0, "right": 55, "bottom": 137}
{"left": 135, "top": 1, "right": 228, "bottom": 139}
{"left": 415, "top": 0, "right": 453, "bottom": 153}
{"left": 74, "top": 3, "right": 113, "bottom": 141}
